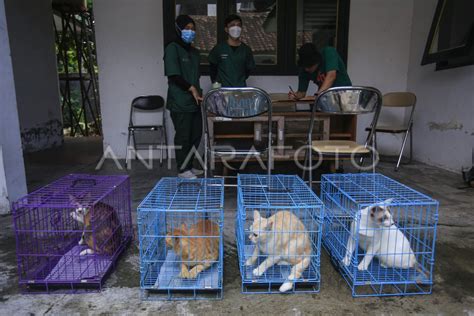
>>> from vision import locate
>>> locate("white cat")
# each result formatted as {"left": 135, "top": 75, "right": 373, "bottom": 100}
{"left": 342, "top": 199, "right": 419, "bottom": 272}
{"left": 245, "top": 210, "right": 312, "bottom": 293}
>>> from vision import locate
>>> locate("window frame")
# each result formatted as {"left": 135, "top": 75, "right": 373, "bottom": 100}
{"left": 421, "top": 0, "right": 474, "bottom": 70}
{"left": 163, "top": 0, "right": 351, "bottom": 76}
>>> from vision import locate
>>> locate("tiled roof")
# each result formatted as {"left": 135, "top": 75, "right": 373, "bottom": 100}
{"left": 192, "top": 12, "right": 311, "bottom": 53}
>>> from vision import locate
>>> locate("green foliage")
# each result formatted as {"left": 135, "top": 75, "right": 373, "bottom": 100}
{"left": 56, "top": 36, "right": 79, "bottom": 74}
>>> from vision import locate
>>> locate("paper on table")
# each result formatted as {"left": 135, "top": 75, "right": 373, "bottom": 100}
{"left": 299, "top": 95, "right": 316, "bottom": 102}
{"left": 269, "top": 93, "right": 315, "bottom": 103}
{"left": 270, "top": 93, "right": 293, "bottom": 102}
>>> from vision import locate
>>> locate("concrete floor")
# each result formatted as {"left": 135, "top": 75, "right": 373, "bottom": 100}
{"left": 1, "top": 137, "right": 473, "bottom": 315}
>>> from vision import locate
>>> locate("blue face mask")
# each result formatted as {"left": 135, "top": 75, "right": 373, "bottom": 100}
{"left": 181, "top": 30, "right": 195, "bottom": 44}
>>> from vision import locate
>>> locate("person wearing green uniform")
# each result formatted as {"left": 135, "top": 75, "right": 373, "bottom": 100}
{"left": 164, "top": 15, "right": 203, "bottom": 179}
{"left": 289, "top": 43, "right": 352, "bottom": 100}
{"left": 208, "top": 14, "right": 256, "bottom": 87}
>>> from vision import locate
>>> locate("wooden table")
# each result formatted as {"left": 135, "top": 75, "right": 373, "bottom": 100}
{"left": 206, "top": 93, "right": 356, "bottom": 163}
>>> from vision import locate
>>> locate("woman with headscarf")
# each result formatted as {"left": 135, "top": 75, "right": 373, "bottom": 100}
{"left": 164, "top": 15, "right": 203, "bottom": 179}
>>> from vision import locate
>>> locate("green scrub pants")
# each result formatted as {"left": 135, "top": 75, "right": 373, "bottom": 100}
{"left": 170, "top": 111, "right": 202, "bottom": 172}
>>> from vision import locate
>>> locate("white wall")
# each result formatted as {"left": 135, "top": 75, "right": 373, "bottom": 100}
{"left": 407, "top": 0, "right": 474, "bottom": 172}
{"left": 347, "top": 0, "right": 414, "bottom": 154}
{"left": 0, "top": 0, "right": 27, "bottom": 214}
{"left": 95, "top": 0, "right": 168, "bottom": 159}
{"left": 5, "top": 0, "right": 63, "bottom": 152}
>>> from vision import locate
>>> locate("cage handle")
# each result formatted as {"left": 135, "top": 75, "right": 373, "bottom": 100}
{"left": 266, "top": 186, "right": 292, "bottom": 193}
{"left": 71, "top": 178, "right": 97, "bottom": 187}
{"left": 177, "top": 181, "right": 202, "bottom": 191}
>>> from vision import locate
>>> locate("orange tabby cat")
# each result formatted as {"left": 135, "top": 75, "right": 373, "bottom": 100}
{"left": 165, "top": 220, "right": 220, "bottom": 279}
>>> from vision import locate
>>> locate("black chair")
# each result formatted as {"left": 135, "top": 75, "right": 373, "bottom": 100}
{"left": 126, "top": 95, "right": 168, "bottom": 166}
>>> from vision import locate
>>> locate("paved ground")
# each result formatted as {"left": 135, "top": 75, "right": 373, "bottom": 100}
{"left": 0, "top": 137, "right": 473, "bottom": 315}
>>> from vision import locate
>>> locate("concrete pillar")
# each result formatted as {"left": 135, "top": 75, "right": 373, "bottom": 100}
{"left": 4, "top": 0, "right": 63, "bottom": 152}
{"left": 0, "top": 0, "right": 27, "bottom": 214}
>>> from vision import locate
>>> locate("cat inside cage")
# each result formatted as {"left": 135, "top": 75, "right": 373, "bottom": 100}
{"left": 12, "top": 174, "right": 132, "bottom": 293}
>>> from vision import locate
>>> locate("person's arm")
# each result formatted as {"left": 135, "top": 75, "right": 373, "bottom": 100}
{"left": 168, "top": 75, "right": 191, "bottom": 91}
{"left": 210, "top": 63, "right": 218, "bottom": 83}
{"left": 289, "top": 70, "right": 309, "bottom": 100}
{"left": 317, "top": 47, "right": 340, "bottom": 94}
{"left": 245, "top": 47, "right": 256, "bottom": 79}
{"left": 289, "top": 90, "right": 306, "bottom": 100}
{"left": 316, "top": 70, "right": 337, "bottom": 94}
{"left": 208, "top": 46, "right": 219, "bottom": 83}
{"left": 188, "top": 85, "right": 202, "bottom": 105}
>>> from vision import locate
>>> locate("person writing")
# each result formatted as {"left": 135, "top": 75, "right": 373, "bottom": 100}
{"left": 164, "top": 15, "right": 203, "bottom": 179}
{"left": 289, "top": 43, "right": 352, "bottom": 100}
{"left": 208, "top": 14, "right": 256, "bottom": 87}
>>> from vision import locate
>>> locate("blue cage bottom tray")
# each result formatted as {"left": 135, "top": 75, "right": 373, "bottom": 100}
{"left": 153, "top": 251, "right": 220, "bottom": 289}
{"left": 240, "top": 245, "right": 319, "bottom": 283}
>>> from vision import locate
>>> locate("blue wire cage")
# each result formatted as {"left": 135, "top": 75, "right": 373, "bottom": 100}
{"left": 236, "top": 174, "right": 324, "bottom": 294}
{"left": 320, "top": 173, "right": 439, "bottom": 297}
{"left": 138, "top": 178, "right": 224, "bottom": 300}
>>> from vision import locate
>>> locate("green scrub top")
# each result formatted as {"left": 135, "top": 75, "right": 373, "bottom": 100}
{"left": 298, "top": 46, "right": 352, "bottom": 92}
{"left": 208, "top": 42, "right": 256, "bottom": 87}
{"left": 164, "top": 42, "right": 201, "bottom": 112}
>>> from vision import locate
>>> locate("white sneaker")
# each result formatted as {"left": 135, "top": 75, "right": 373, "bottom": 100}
{"left": 178, "top": 170, "right": 197, "bottom": 179}
{"left": 191, "top": 168, "right": 204, "bottom": 176}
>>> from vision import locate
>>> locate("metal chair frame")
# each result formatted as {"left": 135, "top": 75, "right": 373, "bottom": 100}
{"left": 366, "top": 92, "right": 417, "bottom": 171}
{"left": 306, "top": 86, "right": 383, "bottom": 188}
{"left": 126, "top": 95, "right": 168, "bottom": 166}
{"left": 202, "top": 87, "right": 273, "bottom": 182}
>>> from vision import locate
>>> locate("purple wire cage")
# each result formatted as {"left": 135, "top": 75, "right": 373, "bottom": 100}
{"left": 12, "top": 174, "right": 133, "bottom": 293}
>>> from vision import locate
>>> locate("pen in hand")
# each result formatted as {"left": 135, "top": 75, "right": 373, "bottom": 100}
{"left": 288, "top": 85, "right": 297, "bottom": 100}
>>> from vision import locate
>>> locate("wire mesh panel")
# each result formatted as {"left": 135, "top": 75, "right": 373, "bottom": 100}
{"left": 138, "top": 178, "right": 224, "bottom": 300}
{"left": 12, "top": 174, "right": 132, "bottom": 293}
{"left": 236, "top": 174, "right": 324, "bottom": 294}
{"left": 320, "top": 173, "right": 438, "bottom": 297}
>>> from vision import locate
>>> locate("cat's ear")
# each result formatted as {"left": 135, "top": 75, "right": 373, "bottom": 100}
{"left": 253, "top": 210, "right": 261, "bottom": 221}
{"left": 382, "top": 198, "right": 394, "bottom": 206}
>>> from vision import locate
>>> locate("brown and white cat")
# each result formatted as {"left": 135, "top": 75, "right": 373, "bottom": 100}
{"left": 166, "top": 220, "right": 220, "bottom": 279}
{"left": 70, "top": 195, "right": 123, "bottom": 256}
{"left": 245, "top": 210, "right": 312, "bottom": 292}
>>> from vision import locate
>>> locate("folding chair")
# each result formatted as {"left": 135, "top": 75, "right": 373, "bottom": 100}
{"left": 126, "top": 95, "right": 168, "bottom": 166}
{"left": 364, "top": 92, "right": 416, "bottom": 171}
{"left": 305, "top": 86, "right": 383, "bottom": 188}
{"left": 202, "top": 87, "right": 273, "bottom": 180}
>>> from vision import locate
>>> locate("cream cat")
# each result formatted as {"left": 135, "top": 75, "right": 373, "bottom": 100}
{"left": 342, "top": 199, "right": 420, "bottom": 271}
{"left": 245, "top": 210, "right": 312, "bottom": 292}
